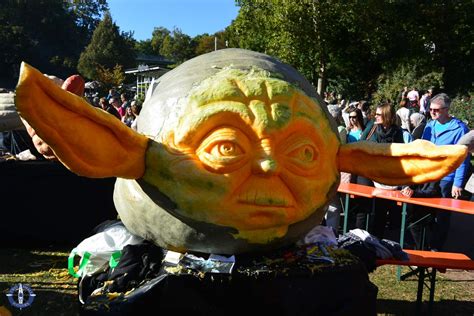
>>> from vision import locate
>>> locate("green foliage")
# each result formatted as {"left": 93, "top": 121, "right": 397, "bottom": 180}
{"left": 373, "top": 63, "right": 444, "bottom": 105}
{"left": 229, "top": 0, "right": 272, "bottom": 53}
{"left": 135, "top": 39, "right": 154, "bottom": 55}
{"left": 451, "top": 94, "right": 474, "bottom": 128}
{"left": 0, "top": 0, "right": 107, "bottom": 88}
{"left": 194, "top": 34, "right": 216, "bottom": 55}
{"left": 228, "top": 1, "right": 474, "bottom": 102}
{"left": 66, "top": 0, "right": 108, "bottom": 42}
{"left": 194, "top": 32, "right": 228, "bottom": 56}
{"left": 159, "top": 27, "right": 196, "bottom": 64}
{"left": 229, "top": 1, "right": 399, "bottom": 97}
{"left": 151, "top": 27, "right": 170, "bottom": 55}
{"left": 77, "top": 12, "right": 136, "bottom": 80}
{"left": 96, "top": 64, "right": 125, "bottom": 93}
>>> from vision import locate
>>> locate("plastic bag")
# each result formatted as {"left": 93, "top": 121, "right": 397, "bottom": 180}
{"left": 68, "top": 222, "right": 144, "bottom": 277}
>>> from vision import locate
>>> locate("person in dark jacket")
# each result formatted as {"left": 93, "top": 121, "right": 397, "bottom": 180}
{"left": 409, "top": 112, "right": 426, "bottom": 140}
{"left": 353, "top": 103, "right": 404, "bottom": 238}
{"left": 401, "top": 182, "right": 441, "bottom": 250}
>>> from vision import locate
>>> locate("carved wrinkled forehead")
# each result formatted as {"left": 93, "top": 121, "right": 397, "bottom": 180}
{"left": 173, "top": 68, "right": 328, "bottom": 145}
{"left": 135, "top": 48, "right": 338, "bottom": 140}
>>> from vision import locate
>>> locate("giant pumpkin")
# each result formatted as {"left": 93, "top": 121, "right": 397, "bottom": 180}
{"left": 15, "top": 49, "right": 467, "bottom": 254}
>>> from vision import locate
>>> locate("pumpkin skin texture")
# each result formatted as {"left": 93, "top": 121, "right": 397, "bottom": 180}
{"left": 14, "top": 52, "right": 467, "bottom": 255}
{"left": 114, "top": 49, "right": 340, "bottom": 254}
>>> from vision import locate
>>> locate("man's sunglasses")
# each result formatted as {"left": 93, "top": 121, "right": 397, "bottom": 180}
{"left": 429, "top": 107, "right": 447, "bottom": 113}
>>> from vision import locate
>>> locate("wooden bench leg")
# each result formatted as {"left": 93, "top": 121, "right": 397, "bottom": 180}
{"left": 343, "top": 194, "right": 350, "bottom": 233}
{"left": 401, "top": 266, "right": 419, "bottom": 280}
{"left": 428, "top": 268, "right": 437, "bottom": 315}
{"left": 414, "top": 267, "right": 437, "bottom": 315}
{"left": 416, "top": 267, "right": 426, "bottom": 314}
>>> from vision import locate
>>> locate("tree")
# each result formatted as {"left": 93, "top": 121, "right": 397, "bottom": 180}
{"left": 194, "top": 32, "right": 228, "bottom": 56}
{"left": 96, "top": 64, "right": 125, "bottom": 92}
{"left": 372, "top": 64, "right": 444, "bottom": 105}
{"left": 150, "top": 26, "right": 171, "bottom": 55}
{"left": 66, "top": 0, "right": 108, "bottom": 43}
{"left": 135, "top": 39, "right": 154, "bottom": 55}
{"left": 77, "top": 12, "right": 136, "bottom": 80}
{"left": 0, "top": 0, "right": 107, "bottom": 88}
{"left": 417, "top": 2, "right": 474, "bottom": 93}
{"left": 194, "top": 34, "right": 215, "bottom": 55}
{"left": 230, "top": 1, "right": 474, "bottom": 101}
{"left": 230, "top": 1, "right": 372, "bottom": 95}
{"left": 159, "top": 27, "right": 196, "bottom": 64}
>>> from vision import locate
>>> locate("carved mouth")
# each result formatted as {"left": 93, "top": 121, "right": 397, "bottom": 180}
{"left": 237, "top": 199, "right": 292, "bottom": 207}
{"left": 231, "top": 201, "right": 296, "bottom": 229}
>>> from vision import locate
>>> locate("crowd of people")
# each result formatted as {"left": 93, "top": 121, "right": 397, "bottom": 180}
{"left": 324, "top": 89, "right": 472, "bottom": 252}
{"left": 87, "top": 88, "right": 142, "bottom": 131}
{"left": 2, "top": 74, "right": 472, "bottom": 253}
{"left": 1, "top": 79, "right": 142, "bottom": 161}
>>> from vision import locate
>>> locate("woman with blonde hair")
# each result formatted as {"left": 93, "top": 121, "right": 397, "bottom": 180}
{"left": 353, "top": 103, "right": 404, "bottom": 238}
{"left": 367, "top": 103, "right": 404, "bottom": 143}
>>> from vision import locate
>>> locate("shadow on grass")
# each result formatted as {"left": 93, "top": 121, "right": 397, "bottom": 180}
{"left": 0, "top": 247, "right": 79, "bottom": 315}
{"left": 0, "top": 288, "right": 79, "bottom": 316}
{"left": 377, "top": 299, "right": 474, "bottom": 315}
{"left": 0, "top": 248, "right": 69, "bottom": 274}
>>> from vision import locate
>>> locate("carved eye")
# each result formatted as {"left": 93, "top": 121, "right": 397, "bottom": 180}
{"left": 197, "top": 128, "right": 250, "bottom": 173}
{"left": 283, "top": 137, "right": 319, "bottom": 175}
{"left": 211, "top": 141, "right": 242, "bottom": 157}
{"left": 288, "top": 144, "right": 316, "bottom": 163}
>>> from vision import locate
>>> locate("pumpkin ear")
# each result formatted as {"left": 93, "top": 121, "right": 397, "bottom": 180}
{"left": 15, "top": 62, "right": 149, "bottom": 179}
{"left": 337, "top": 139, "right": 468, "bottom": 185}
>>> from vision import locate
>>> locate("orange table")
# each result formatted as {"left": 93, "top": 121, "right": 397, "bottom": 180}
{"left": 337, "top": 183, "right": 376, "bottom": 233}
{"left": 340, "top": 183, "right": 474, "bottom": 280}
{"left": 337, "top": 183, "right": 474, "bottom": 243}
{"left": 377, "top": 249, "right": 474, "bottom": 271}
{"left": 377, "top": 249, "right": 474, "bottom": 314}
{"left": 337, "top": 182, "right": 377, "bottom": 198}
{"left": 372, "top": 188, "right": 474, "bottom": 251}
{"left": 373, "top": 188, "right": 474, "bottom": 215}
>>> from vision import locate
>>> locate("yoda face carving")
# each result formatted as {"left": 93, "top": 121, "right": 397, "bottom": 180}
{"left": 15, "top": 49, "right": 467, "bottom": 254}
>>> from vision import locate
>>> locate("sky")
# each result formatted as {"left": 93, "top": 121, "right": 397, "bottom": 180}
{"left": 107, "top": 0, "right": 240, "bottom": 41}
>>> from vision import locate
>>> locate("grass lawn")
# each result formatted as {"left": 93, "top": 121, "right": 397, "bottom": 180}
{"left": 371, "top": 265, "right": 474, "bottom": 315}
{"left": 0, "top": 248, "right": 473, "bottom": 315}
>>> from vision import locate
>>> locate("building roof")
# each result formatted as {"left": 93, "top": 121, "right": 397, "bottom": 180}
{"left": 124, "top": 65, "right": 170, "bottom": 75}
{"left": 136, "top": 53, "right": 174, "bottom": 66}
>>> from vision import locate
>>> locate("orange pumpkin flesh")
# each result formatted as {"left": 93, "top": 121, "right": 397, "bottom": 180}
{"left": 143, "top": 68, "right": 339, "bottom": 244}
{"left": 15, "top": 62, "right": 149, "bottom": 179}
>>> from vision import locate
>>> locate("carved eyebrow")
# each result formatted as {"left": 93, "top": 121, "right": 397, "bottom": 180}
{"left": 174, "top": 106, "right": 256, "bottom": 147}
{"left": 174, "top": 69, "right": 326, "bottom": 146}
{"left": 175, "top": 93, "right": 325, "bottom": 147}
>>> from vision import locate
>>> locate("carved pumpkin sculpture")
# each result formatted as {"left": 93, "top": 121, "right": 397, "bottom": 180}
{"left": 15, "top": 49, "right": 467, "bottom": 254}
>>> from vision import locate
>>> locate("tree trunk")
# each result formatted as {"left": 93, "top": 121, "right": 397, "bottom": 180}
{"left": 317, "top": 63, "right": 325, "bottom": 96}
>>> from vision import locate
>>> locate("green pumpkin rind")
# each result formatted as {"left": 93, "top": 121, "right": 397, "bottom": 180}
{"left": 114, "top": 48, "right": 340, "bottom": 254}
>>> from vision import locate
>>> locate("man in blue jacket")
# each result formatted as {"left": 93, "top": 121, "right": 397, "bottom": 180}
{"left": 422, "top": 93, "right": 470, "bottom": 250}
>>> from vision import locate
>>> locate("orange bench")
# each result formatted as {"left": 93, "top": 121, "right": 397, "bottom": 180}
{"left": 376, "top": 249, "right": 474, "bottom": 314}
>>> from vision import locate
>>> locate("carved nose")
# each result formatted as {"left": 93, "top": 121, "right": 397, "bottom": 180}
{"left": 253, "top": 157, "right": 279, "bottom": 176}
{"left": 253, "top": 138, "right": 279, "bottom": 176}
